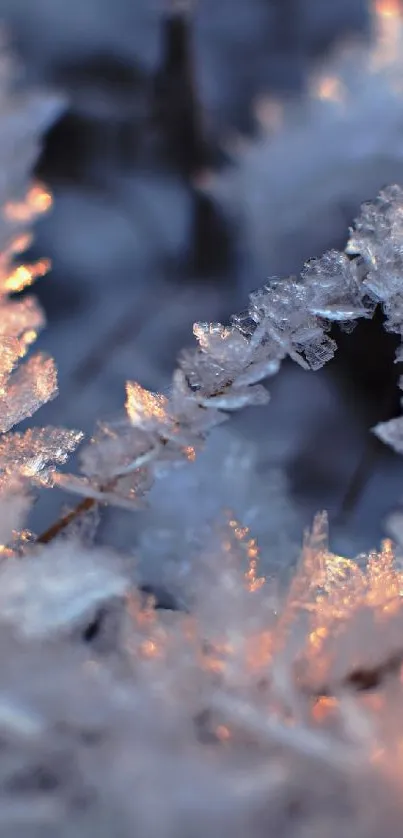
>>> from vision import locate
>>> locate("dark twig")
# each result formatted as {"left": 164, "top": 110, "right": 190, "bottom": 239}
{"left": 36, "top": 496, "right": 97, "bottom": 544}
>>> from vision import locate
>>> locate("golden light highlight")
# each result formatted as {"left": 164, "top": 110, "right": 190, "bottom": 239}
{"left": 312, "top": 696, "right": 339, "bottom": 723}
{"left": 140, "top": 639, "right": 161, "bottom": 659}
{"left": 215, "top": 724, "right": 231, "bottom": 741}
{"left": 371, "top": 0, "right": 401, "bottom": 68}
{"left": 22, "top": 330, "right": 38, "bottom": 347}
{"left": 125, "top": 381, "right": 168, "bottom": 426}
{"left": 375, "top": 0, "right": 400, "bottom": 17}
{"left": 10, "top": 234, "right": 33, "bottom": 255}
{"left": 4, "top": 259, "right": 50, "bottom": 293}
{"left": 312, "top": 75, "right": 346, "bottom": 103}
{"left": 4, "top": 183, "right": 52, "bottom": 223}
{"left": 245, "top": 558, "right": 265, "bottom": 593}
{"left": 226, "top": 515, "right": 266, "bottom": 592}
{"left": 245, "top": 630, "right": 273, "bottom": 671}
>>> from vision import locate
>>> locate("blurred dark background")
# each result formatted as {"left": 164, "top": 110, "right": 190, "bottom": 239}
{"left": 1, "top": 0, "right": 403, "bottom": 562}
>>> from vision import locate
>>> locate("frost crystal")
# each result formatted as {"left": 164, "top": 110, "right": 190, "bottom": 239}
{"left": 347, "top": 184, "right": 403, "bottom": 334}
{"left": 0, "top": 43, "right": 81, "bottom": 517}
{"left": 55, "top": 192, "right": 403, "bottom": 511}
{"left": 0, "top": 427, "right": 84, "bottom": 486}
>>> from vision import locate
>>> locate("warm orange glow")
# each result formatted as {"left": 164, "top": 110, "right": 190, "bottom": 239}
{"left": 371, "top": 0, "right": 401, "bottom": 68}
{"left": 312, "top": 696, "right": 339, "bottom": 722}
{"left": 229, "top": 518, "right": 249, "bottom": 541}
{"left": 126, "top": 591, "right": 156, "bottom": 628}
{"left": 32, "top": 356, "right": 58, "bottom": 402}
{"left": 28, "top": 184, "right": 53, "bottom": 214}
{"left": 270, "top": 511, "right": 403, "bottom": 694}
{"left": 375, "top": 0, "right": 400, "bottom": 17}
{"left": 125, "top": 381, "right": 168, "bottom": 426}
{"left": 110, "top": 513, "right": 403, "bottom": 755}
{"left": 22, "top": 330, "right": 38, "bottom": 347}
{"left": 4, "top": 259, "right": 50, "bottom": 293}
{"left": 226, "top": 515, "right": 266, "bottom": 593}
{"left": 312, "top": 75, "right": 346, "bottom": 103}
{"left": 10, "top": 234, "right": 33, "bottom": 255}
{"left": 215, "top": 725, "right": 231, "bottom": 741}
{"left": 245, "top": 558, "right": 265, "bottom": 593}
{"left": 140, "top": 639, "right": 161, "bottom": 659}
{"left": 308, "top": 625, "right": 329, "bottom": 653}
{"left": 246, "top": 630, "right": 273, "bottom": 671}
{"left": 202, "top": 640, "right": 233, "bottom": 675}
{"left": 4, "top": 184, "right": 52, "bottom": 223}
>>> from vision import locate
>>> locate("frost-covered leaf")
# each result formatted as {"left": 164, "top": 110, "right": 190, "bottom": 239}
{"left": 347, "top": 185, "right": 403, "bottom": 331}
{"left": 0, "top": 426, "right": 83, "bottom": 485}
{"left": 0, "top": 353, "right": 58, "bottom": 433}
{"left": 125, "top": 381, "right": 169, "bottom": 428}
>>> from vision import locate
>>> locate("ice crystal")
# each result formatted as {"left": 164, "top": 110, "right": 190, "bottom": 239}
{"left": 0, "top": 508, "right": 398, "bottom": 837}
{"left": 55, "top": 184, "right": 403, "bottom": 511}
{"left": 0, "top": 42, "right": 81, "bottom": 521}
{"left": 0, "top": 426, "right": 84, "bottom": 486}
{"left": 347, "top": 184, "right": 403, "bottom": 335}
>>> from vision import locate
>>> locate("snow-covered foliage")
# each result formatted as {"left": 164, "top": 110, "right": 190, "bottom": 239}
{"left": 4, "top": 16, "right": 403, "bottom": 838}
{"left": 1, "top": 509, "right": 403, "bottom": 837}
{"left": 0, "top": 47, "right": 82, "bottom": 504}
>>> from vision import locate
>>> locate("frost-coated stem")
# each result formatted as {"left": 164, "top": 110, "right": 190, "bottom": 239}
{"left": 50, "top": 186, "right": 403, "bottom": 516}
{"left": 36, "top": 496, "right": 96, "bottom": 544}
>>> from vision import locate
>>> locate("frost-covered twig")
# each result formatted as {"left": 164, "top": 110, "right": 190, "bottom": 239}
{"left": 44, "top": 185, "right": 403, "bottom": 534}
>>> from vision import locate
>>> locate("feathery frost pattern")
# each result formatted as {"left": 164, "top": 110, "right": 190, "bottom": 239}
{"left": 53, "top": 185, "right": 403, "bottom": 510}
{"left": 0, "top": 48, "right": 82, "bottom": 498}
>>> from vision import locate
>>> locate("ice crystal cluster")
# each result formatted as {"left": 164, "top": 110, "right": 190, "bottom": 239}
{"left": 51, "top": 183, "right": 403, "bottom": 517}
{"left": 0, "top": 48, "right": 82, "bottom": 513}
{"left": 5, "top": 26, "right": 403, "bottom": 838}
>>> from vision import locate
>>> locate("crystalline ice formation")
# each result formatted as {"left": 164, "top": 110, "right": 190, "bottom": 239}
{"left": 0, "top": 427, "right": 84, "bottom": 486}
{"left": 347, "top": 184, "right": 403, "bottom": 334}
{"left": 0, "top": 43, "right": 82, "bottom": 510}
{"left": 55, "top": 181, "right": 403, "bottom": 511}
